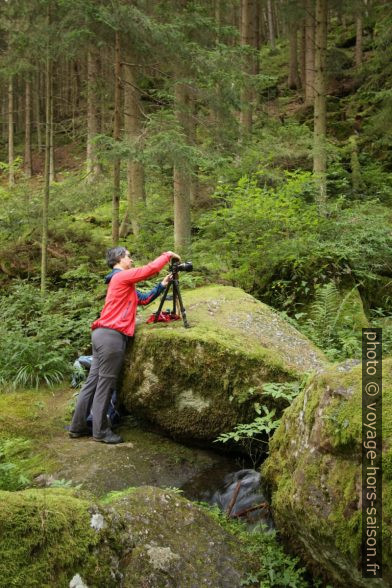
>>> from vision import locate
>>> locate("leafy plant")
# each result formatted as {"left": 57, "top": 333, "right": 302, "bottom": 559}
{"left": 216, "top": 406, "right": 280, "bottom": 466}
{"left": 206, "top": 506, "right": 309, "bottom": 587}
{"left": 0, "top": 438, "right": 33, "bottom": 491}
{"left": 0, "top": 283, "right": 100, "bottom": 389}
{"left": 301, "top": 282, "right": 363, "bottom": 360}
{"left": 216, "top": 380, "right": 303, "bottom": 465}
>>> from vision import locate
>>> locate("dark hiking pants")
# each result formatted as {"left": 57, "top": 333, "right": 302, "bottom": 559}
{"left": 70, "top": 327, "right": 128, "bottom": 438}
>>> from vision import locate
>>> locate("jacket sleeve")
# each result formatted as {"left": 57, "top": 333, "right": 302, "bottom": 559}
{"left": 118, "top": 252, "right": 171, "bottom": 285}
{"left": 136, "top": 282, "right": 165, "bottom": 306}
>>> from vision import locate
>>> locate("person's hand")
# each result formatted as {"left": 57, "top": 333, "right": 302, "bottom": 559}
{"left": 167, "top": 251, "right": 181, "bottom": 262}
{"left": 161, "top": 273, "right": 173, "bottom": 287}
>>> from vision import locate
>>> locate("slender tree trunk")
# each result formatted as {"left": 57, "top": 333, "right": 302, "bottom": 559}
{"left": 173, "top": 81, "right": 191, "bottom": 254}
{"left": 188, "top": 95, "right": 198, "bottom": 206}
{"left": 17, "top": 78, "right": 23, "bottom": 135}
{"left": 8, "top": 77, "right": 15, "bottom": 187}
{"left": 2, "top": 92, "right": 7, "bottom": 142}
{"left": 288, "top": 23, "right": 300, "bottom": 89}
{"left": 313, "top": 0, "right": 328, "bottom": 213}
{"left": 214, "top": 0, "right": 221, "bottom": 35}
{"left": 86, "top": 48, "right": 102, "bottom": 183}
{"left": 112, "top": 32, "right": 122, "bottom": 245}
{"left": 266, "top": 0, "right": 275, "bottom": 49}
{"left": 49, "top": 73, "right": 55, "bottom": 183}
{"left": 259, "top": 5, "right": 267, "bottom": 45}
{"left": 305, "top": 0, "right": 315, "bottom": 106}
{"left": 119, "top": 55, "right": 145, "bottom": 238}
{"left": 240, "top": 0, "right": 258, "bottom": 134}
{"left": 300, "top": 22, "right": 306, "bottom": 91}
{"left": 35, "top": 73, "right": 42, "bottom": 153}
{"left": 41, "top": 47, "right": 52, "bottom": 293}
{"left": 273, "top": 0, "right": 280, "bottom": 38}
{"left": 24, "top": 79, "right": 32, "bottom": 177}
{"left": 355, "top": 13, "right": 363, "bottom": 67}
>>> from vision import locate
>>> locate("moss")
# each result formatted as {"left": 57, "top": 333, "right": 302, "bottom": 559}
{"left": 0, "top": 485, "right": 259, "bottom": 588}
{"left": 123, "top": 285, "right": 327, "bottom": 444}
{"left": 0, "top": 386, "right": 70, "bottom": 440}
{"left": 264, "top": 358, "right": 392, "bottom": 587}
{"left": 0, "top": 488, "right": 111, "bottom": 588}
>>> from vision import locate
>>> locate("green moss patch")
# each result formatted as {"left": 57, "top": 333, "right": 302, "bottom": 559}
{"left": 0, "top": 486, "right": 258, "bottom": 588}
{"left": 263, "top": 358, "right": 392, "bottom": 587}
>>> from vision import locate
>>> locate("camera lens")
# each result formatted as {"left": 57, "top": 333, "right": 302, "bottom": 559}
{"left": 178, "top": 261, "right": 193, "bottom": 272}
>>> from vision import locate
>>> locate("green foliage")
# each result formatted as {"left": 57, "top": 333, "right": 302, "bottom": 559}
{"left": 240, "top": 527, "right": 308, "bottom": 587}
{"left": 216, "top": 406, "right": 279, "bottom": 445}
{"left": 206, "top": 507, "right": 309, "bottom": 588}
{"left": 261, "top": 381, "right": 302, "bottom": 404}
{"left": 300, "top": 282, "right": 363, "bottom": 360}
{"left": 0, "top": 438, "right": 33, "bottom": 491}
{"left": 0, "top": 282, "right": 100, "bottom": 388}
{"left": 216, "top": 381, "right": 302, "bottom": 465}
{"left": 195, "top": 171, "right": 320, "bottom": 295}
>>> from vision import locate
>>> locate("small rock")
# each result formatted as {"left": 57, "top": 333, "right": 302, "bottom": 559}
{"left": 69, "top": 574, "right": 88, "bottom": 588}
{"left": 90, "top": 513, "right": 106, "bottom": 531}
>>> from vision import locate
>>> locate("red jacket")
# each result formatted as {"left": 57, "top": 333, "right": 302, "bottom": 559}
{"left": 92, "top": 252, "right": 172, "bottom": 336}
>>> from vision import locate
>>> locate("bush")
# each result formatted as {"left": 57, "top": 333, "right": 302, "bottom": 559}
{"left": 0, "top": 283, "right": 101, "bottom": 388}
{"left": 195, "top": 173, "right": 392, "bottom": 316}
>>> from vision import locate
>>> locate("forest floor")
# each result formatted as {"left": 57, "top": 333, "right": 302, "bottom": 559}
{"left": 0, "top": 385, "right": 239, "bottom": 499}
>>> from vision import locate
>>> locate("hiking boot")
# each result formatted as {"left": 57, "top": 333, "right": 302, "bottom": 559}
{"left": 93, "top": 431, "right": 123, "bottom": 444}
{"left": 68, "top": 428, "right": 91, "bottom": 438}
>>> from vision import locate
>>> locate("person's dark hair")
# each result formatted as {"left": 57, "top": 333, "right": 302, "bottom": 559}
{"left": 106, "top": 246, "right": 128, "bottom": 268}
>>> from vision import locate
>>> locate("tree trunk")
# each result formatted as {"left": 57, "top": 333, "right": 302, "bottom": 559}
{"left": 41, "top": 49, "right": 52, "bottom": 294}
{"left": 86, "top": 47, "right": 102, "bottom": 183}
{"left": 173, "top": 82, "right": 191, "bottom": 254}
{"left": 24, "top": 79, "right": 32, "bottom": 177}
{"left": 119, "top": 55, "right": 145, "bottom": 238}
{"left": 355, "top": 13, "right": 363, "bottom": 67}
{"left": 112, "top": 32, "right": 122, "bottom": 245}
{"left": 300, "top": 22, "right": 306, "bottom": 91}
{"left": 305, "top": 0, "right": 315, "bottom": 106}
{"left": 240, "top": 0, "right": 258, "bottom": 134}
{"left": 8, "top": 77, "right": 15, "bottom": 187}
{"left": 2, "top": 91, "right": 7, "bottom": 142}
{"left": 288, "top": 23, "right": 300, "bottom": 89}
{"left": 49, "top": 72, "right": 55, "bottom": 183}
{"left": 266, "top": 0, "right": 275, "bottom": 49}
{"left": 313, "top": 0, "right": 328, "bottom": 213}
{"left": 35, "top": 73, "right": 42, "bottom": 153}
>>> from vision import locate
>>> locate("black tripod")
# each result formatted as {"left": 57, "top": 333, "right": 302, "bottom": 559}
{"left": 153, "top": 267, "right": 190, "bottom": 328}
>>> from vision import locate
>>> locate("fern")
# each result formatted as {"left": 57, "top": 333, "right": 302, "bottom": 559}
{"left": 303, "top": 281, "right": 363, "bottom": 359}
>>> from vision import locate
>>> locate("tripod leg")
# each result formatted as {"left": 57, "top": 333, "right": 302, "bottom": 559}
{"left": 153, "top": 283, "right": 171, "bottom": 322}
{"left": 173, "top": 280, "right": 190, "bottom": 328}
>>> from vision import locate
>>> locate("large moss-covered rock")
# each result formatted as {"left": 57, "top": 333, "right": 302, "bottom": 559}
{"left": 263, "top": 359, "right": 392, "bottom": 587}
{"left": 121, "top": 285, "right": 326, "bottom": 443}
{"left": 0, "top": 486, "right": 255, "bottom": 588}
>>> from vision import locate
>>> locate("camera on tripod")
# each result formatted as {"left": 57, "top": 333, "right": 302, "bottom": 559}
{"left": 153, "top": 260, "right": 193, "bottom": 328}
{"left": 170, "top": 260, "right": 193, "bottom": 273}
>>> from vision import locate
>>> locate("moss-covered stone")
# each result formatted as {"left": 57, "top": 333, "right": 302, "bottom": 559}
{"left": 263, "top": 358, "right": 392, "bottom": 587}
{"left": 0, "top": 486, "right": 258, "bottom": 588}
{"left": 122, "top": 285, "right": 327, "bottom": 443}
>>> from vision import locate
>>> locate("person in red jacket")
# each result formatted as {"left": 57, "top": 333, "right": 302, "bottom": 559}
{"left": 69, "top": 247, "right": 180, "bottom": 444}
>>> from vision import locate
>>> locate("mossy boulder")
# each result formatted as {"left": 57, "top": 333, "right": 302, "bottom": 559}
{"left": 121, "top": 285, "right": 326, "bottom": 444}
{"left": 263, "top": 358, "right": 392, "bottom": 587}
{"left": 0, "top": 486, "right": 256, "bottom": 588}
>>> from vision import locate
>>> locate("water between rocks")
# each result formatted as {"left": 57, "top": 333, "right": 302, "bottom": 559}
{"left": 46, "top": 416, "right": 271, "bottom": 526}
